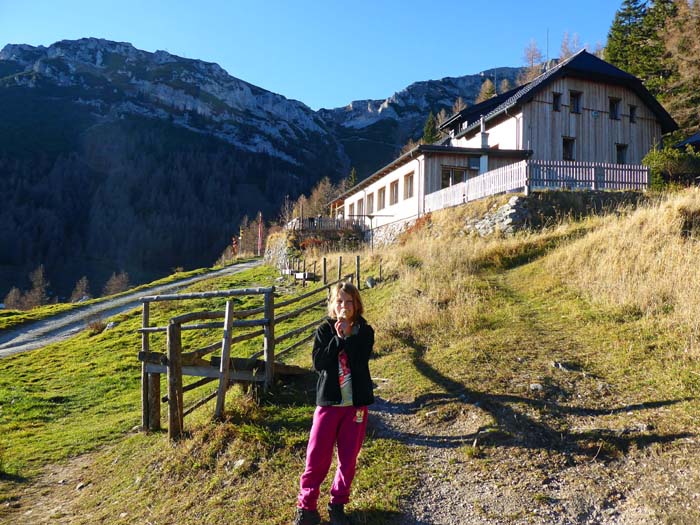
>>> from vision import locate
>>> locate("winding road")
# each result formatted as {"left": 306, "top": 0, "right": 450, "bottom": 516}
{"left": 0, "top": 260, "right": 262, "bottom": 358}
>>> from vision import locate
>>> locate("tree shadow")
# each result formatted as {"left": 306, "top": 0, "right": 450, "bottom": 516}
{"left": 375, "top": 332, "right": 695, "bottom": 460}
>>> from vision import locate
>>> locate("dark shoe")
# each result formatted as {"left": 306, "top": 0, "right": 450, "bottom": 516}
{"left": 293, "top": 507, "right": 321, "bottom": 525}
{"left": 328, "top": 503, "right": 352, "bottom": 525}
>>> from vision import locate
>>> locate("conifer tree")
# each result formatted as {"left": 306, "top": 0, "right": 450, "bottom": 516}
{"left": 518, "top": 39, "right": 544, "bottom": 85}
{"left": 70, "top": 276, "right": 91, "bottom": 302}
{"left": 660, "top": 0, "right": 700, "bottom": 134}
{"left": 498, "top": 78, "right": 512, "bottom": 95}
{"left": 422, "top": 112, "right": 440, "bottom": 144}
{"left": 475, "top": 78, "right": 496, "bottom": 103}
{"left": 23, "top": 265, "right": 49, "bottom": 308}
{"left": 604, "top": 0, "right": 647, "bottom": 75}
{"left": 3, "top": 287, "right": 23, "bottom": 310}
{"left": 103, "top": 271, "right": 130, "bottom": 297}
{"left": 452, "top": 96, "right": 467, "bottom": 114}
{"left": 347, "top": 167, "right": 358, "bottom": 188}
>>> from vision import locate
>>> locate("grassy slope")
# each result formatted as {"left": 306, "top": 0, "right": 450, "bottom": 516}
{"left": 2, "top": 190, "right": 700, "bottom": 524}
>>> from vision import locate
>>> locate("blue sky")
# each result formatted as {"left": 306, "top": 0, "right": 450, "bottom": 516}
{"left": 0, "top": 0, "right": 621, "bottom": 110}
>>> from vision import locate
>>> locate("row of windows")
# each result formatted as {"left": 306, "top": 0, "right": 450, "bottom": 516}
{"left": 552, "top": 91, "right": 637, "bottom": 122}
{"left": 562, "top": 136, "right": 628, "bottom": 164}
{"left": 347, "top": 172, "right": 414, "bottom": 219}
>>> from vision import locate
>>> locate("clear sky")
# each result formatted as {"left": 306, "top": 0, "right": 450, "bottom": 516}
{"left": 0, "top": 0, "right": 621, "bottom": 110}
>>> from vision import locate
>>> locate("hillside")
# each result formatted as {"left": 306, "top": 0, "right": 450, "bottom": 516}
{"left": 0, "top": 38, "right": 522, "bottom": 299}
{"left": 1, "top": 188, "right": 698, "bottom": 524}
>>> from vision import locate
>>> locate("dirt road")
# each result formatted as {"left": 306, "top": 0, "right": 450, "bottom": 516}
{"left": 0, "top": 260, "right": 262, "bottom": 358}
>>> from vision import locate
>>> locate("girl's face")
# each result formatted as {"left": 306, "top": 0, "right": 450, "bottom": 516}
{"left": 334, "top": 290, "right": 355, "bottom": 321}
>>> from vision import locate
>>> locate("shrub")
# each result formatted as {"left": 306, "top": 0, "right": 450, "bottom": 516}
{"left": 644, "top": 144, "right": 700, "bottom": 189}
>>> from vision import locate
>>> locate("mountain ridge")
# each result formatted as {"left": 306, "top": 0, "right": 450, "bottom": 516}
{"left": 0, "top": 37, "right": 522, "bottom": 298}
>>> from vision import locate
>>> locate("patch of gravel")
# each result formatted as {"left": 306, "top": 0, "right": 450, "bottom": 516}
{"left": 369, "top": 396, "right": 700, "bottom": 525}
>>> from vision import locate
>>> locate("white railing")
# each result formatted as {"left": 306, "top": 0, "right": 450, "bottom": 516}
{"left": 424, "top": 161, "right": 527, "bottom": 212}
{"left": 423, "top": 160, "right": 650, "bottom": 212}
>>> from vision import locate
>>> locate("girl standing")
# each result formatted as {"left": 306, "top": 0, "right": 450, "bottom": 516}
{"left": 294, "top": 282, "right": 375, "bottom": 525}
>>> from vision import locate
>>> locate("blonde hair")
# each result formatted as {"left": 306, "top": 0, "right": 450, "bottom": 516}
{"left": 327, "top": 282, "right": 363, "bottom": 322}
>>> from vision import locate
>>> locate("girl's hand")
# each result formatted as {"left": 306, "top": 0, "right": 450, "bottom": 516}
{"left": 335, "top": 319, "right": 350, "bottom": 337}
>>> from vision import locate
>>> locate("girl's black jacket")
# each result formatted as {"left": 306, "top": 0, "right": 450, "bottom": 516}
{"left": 312, "top": 316, "right": 375, "bottom": 407}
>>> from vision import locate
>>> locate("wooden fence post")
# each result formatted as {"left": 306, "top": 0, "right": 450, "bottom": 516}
{"left": 263, "top": 290, "right": 275, "bottom": 391}
{"left": 167, "top": 321, "right": 184, "bottom": 440}
{"left": 338, "top": 255, "right": 342, "bottom": 281}
{"left": 143, "top": 301, "right": 161, "bottom": 431}
{"left": 141, "top": 301, "right": 150, "bottom": 430}
{"left": 322, "top": 257, "right": 327, "bottom": 285}
{"left": 356, "top": 255, "right": 361, "bottom": 289}
{"left": 215, "top": 301, "right": 235, "bottom": 420}
{"left": 303, "top": 259, "right": 307, "bottom": 287}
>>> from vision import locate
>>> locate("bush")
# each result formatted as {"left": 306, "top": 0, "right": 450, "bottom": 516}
{"left": 644, "top": 144, "right": 700, "bottom": 189}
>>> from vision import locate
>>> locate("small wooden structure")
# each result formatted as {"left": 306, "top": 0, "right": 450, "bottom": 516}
{"left": 137, "top": 272, "right": 356, "bottom": 440}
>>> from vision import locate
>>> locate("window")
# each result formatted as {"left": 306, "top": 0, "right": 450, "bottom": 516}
{"left": 563, "top": 137, "right": 575, "bottom": 161}
{"left": 348, "top": 203, "right": 354, "bottom": 219}
{"left": 616, "top": 144, "right": 628, "bottom": 164}
{"left": 357, "top": 198, "right": 364, "bottom": 218}
{"left": 468, "top": 157, "right": 481, "bottom": 171}
{"left": 389, "top": 180, "right": 399, "bottom": 205}
{"left": 441, "top": 168, "right": 451, "bottom": 189}
{"left": 403, "top": 172, "right": 414, "bottom": 199}
{"left": 366, "top": 193, "right": 374, "bottom": 214}
{"left": 569, "top": 91, "right": 582, "bottom": 114}
{"left": 377, "top": 187, "right": 386, "bottom": 210}
{"left": 553, "top": 92, "right": 562, "bottom": 111}
{"left": 441, "top": 166, "right": 468, "bottom": 188}
{"left": 629, "top": 105, "right": 637, "bottom": 123}
{"left": 609, "top": 98, "right": 621, "bottom": 120}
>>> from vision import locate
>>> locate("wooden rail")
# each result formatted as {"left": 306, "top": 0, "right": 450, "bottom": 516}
{"left": 423, "top": 160, "right": 650, "bottom": 211}
{"left": 137, "top": 260, "right": 361, "bottom": 440}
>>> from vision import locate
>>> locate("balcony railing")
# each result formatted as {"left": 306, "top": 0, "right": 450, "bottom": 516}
{"left": 424, "top": 160, "right": 650, "bottom": 212}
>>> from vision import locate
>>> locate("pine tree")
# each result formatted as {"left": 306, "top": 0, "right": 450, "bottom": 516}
{"left": 23, "top": 265, "right": 49, "bottom": 308}
{"left": 660, "top": 0, "right": 700, "bottom": 135}
{"left": 518, "top": 39, "right": 545, "bottom": 85}
{"left": 3, "top": 287, "right": 23, "bottom": 310}
{"left": 475, "top": 78, "right": 496, "bottom": 103}
{"left": 70, "top": 276, "right": 91, "bottom": 302}
{"left": 103, "top": 271, "right": 130, "bottom": 297}
{"left": 422, "top": 112, "right": 440, "bottom": 144}
{"left": 499, "top": 78, "right": 512, "bottom": 94}
{"left": 604, "top": 0, "right": 647, "bottom": 75}
{"left": 347, "top": 167, "right": 358, "bottom": 188}
{"left": 452, "top": 96, "right": 467, "bottom": 115}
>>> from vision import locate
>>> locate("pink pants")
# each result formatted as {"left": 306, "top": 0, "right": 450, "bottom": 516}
{"left": 297, "top": 405, "right": 368, "bottom": 510}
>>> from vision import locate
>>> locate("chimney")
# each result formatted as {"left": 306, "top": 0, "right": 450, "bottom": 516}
{"left": 479, "top": 115, "right": 489, "bottom": 174}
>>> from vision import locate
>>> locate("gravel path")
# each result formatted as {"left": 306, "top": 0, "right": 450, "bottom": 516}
{"left": 0, "top": 260, "right": 261, "bottom": 358}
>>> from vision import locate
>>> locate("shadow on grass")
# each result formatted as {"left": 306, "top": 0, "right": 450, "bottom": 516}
{"left": 377, "top": 332, "right": 695, "bottom": 461}
{"left": 347, "top": 508, "right": 407, "bottom": 525}
{"left": 0, "top": 471, "right": 28, "bottom": 483}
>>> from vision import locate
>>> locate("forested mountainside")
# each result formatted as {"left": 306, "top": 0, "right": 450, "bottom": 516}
{"left": 0, "top": 38, "right": 519, "bottom": 298}
{"left": 0, "top": 38, "right": 347, "bottom": 297}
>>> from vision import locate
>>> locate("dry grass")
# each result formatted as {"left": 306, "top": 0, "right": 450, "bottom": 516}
{"left": 547, "top": 188, "right": 700, "bottom": 359}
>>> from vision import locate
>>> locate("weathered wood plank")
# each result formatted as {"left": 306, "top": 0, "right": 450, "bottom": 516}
{"left": 140, "top": 287, "right": 274, "bottom": 302}
{"left": 215, "top": 301, "right": 235, "bottom": 419}
{"left": 167, "top": 322, "right": 184, "bottom": 440}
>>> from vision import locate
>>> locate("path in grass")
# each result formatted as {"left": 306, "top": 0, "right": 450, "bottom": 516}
{"left": 0, "top": 260, "right": 261, "bottom": 357}
{"left": 369, "top": 264, "right": 698, "bottom": 524}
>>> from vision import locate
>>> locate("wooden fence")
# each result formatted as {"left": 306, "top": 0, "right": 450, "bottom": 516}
{"left": 423, "top": 160, "right": 650, "bottom": 211}
{"left": 137, "top": 266, "right": 358, "bottom": 440}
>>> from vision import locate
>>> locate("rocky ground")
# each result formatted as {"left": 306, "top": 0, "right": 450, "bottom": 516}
{"left": 369, "top": 396, "right": 700, "bottom": 525}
